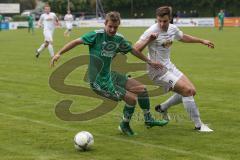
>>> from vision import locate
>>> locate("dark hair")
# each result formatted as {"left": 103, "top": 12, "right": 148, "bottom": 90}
{"left": 156, "top": 6, "right": 172, "bottom": 18}
{"left": 105, "top": 11, "right": 121, "bottom": 24}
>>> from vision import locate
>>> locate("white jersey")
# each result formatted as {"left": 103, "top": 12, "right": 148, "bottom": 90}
{"left": 64, "top": 14, "right": 73, "bottom": 23}
{"left": 140, "top": 23, "right": 183, "bottom": 66}
{"left": 64, "top": 14, "right": 74, "bottom": 29}
{"left": 39, "top": 12, "right": 58, "bottom": 31}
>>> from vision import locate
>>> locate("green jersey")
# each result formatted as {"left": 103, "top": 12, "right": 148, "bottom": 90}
{"left": 80, "top": 29, "right": 132, "bottom": 94}
{"left": 27, "top": 15, "right": 34, "bottom": 26}
{"left": 0, "top": 15, "right": 3, "bottom": 22}
{"left": 218, "top": 12, "right": 224, "bottom": 22}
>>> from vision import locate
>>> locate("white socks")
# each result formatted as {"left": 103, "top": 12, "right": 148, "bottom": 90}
{"left": 37, "top": 43, "right": 54, "bottom": 57}
{"left": 161, "top": 93, "right": 182, "bottom": 111}
{"left": 182, "top": 96, "right": 202, "bottom": 128}
{"left": 48, "top": 44, "right": 54, "bottom": 57}
{"left": 37, "top": 43, "right": 45, "bottom": 53}
{"left": 161, "top": 94, "right": 202, "bottom": 128}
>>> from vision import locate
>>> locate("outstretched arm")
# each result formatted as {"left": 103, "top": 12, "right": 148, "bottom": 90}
{"left": 37, "top": 18, "right": 42, "bottom": 28}
{"left": 180, "top": 34, "right": 214, "bottom": 48}
{"left": 130, "top": 48, "right": 164, "bottom": 70}
{"left": 55, "top": 16, "right": 60, "bottom": 26}
{"left": 50, "top": 39, "right": 83, "bottom": 67}
{"left": 133, "top": 32, "right": 164, "bottom": 69}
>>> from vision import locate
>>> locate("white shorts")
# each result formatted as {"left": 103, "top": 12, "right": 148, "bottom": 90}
{"left": 43, "top": 30, "right": 54, "bottom": 42}
{"left": 66, "top": 23, "right": 73, "bottom": 30}
{"left": 148, "top": 63, "right": 183, "bottom": 94}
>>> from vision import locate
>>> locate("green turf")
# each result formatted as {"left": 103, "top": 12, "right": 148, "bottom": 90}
{"left": 0, "top": 27, "right": 240, "bottom": 160}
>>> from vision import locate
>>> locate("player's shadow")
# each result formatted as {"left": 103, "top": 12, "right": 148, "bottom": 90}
{"left": 49, "top": 54, "right": 164, "bottom": 121}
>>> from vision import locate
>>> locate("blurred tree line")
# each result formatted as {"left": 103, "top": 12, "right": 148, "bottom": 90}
{"left": 102, "top": 0, "right": 240, "bottom": 17}
{"left": 1, "top": 0, "right": 240, "bottom": 17}
{"left": 42, "top": 0, "right": 96, "bottom": 14}
{"left": 0, "top": 0, "right": 36, "bottom": 12}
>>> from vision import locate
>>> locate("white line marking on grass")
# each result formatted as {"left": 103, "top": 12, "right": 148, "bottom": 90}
{"left": 0, "top": 112, "right": 226, "bottom": 160}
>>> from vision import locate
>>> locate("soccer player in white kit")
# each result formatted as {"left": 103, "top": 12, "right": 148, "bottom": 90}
{"left": 134, "top": 6, "right": 215, "bottom": 132}
{"left": 36, "top": 4, "right": 59, "bottom": 58}
{"left": 64, "top": 10, "right": 74, "bottom": 37}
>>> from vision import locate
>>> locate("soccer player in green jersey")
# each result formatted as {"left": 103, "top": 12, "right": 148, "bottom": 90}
{"left": 50, "top": 11, "right": 168, "bottom": 136}
{"left": 27, "top": 14, "right": 34, "bottom": 34}
{"left": 218, "top": 9, "right": 224, "bottom": 31}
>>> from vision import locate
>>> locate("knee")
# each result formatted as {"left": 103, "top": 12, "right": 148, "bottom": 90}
{"left": 138, "top": 86, "right": 148, "bottom": 96}
{"left": 127, "top": 96, "right": 137, "bottom": 106}
{"left": 182, "top": 86, "right": 196, "bottom": 97}
{"left": 44, "top": 42, "right": 49, "bottom": 47}
{"left": 192, "top": 89, "right": 196, "bottom": 96}
{"left": 141, "top": 85, "right": 147, "bottom": 92}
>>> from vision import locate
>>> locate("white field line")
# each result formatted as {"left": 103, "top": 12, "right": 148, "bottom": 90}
{"left": 0, "top": 112, "right": 226, "bottom": 160}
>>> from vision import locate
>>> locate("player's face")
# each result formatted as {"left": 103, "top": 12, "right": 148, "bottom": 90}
{"left": 44, "top": 6, "right": 51, "bottom": 14}
{"left": 157, "top": 15, "right": 170, "bottom": 32}
{"left": 104, "top": 21, "right": 119, "bottom": 36}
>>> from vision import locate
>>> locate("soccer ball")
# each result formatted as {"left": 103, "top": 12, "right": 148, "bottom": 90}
{"left": 74, "top": 131, "right": 94, "bottom": 151}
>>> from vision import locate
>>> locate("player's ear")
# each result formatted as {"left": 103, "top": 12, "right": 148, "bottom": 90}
{"left": 104, "top": 20, "right": 110, "bottom": 26}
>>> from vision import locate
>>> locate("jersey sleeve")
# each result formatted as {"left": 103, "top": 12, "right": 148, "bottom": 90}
{"left": 174, "top": 26, "right": 183, "bottom": 40}
{"left": 118, "top": 38, "right": 132, "bottom": 54}
{"left": 139, "top": 29, "right": 152, "bottom": 42}
{"left": 137, "top": 26, "right": 158, "bottom": 45}
{"left": 39, "top": 14, "right": 44, "bottom": 23}
{"left": 80, "top": 31, "right": 97, "bottom": 45}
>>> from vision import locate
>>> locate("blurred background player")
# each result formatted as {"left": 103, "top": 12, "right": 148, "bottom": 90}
{"left": 0, "top": 14, "right": 3, "bottom": 32}
{"left": 134, "top": 6, "right": 214, "bottom": 132}
{"left": 64, "top": 10, "right": 74, "bottom": 37}
{"left": 27, "top": 14, "right": 34, "bottom": 34}
{"left": 50, "top": 11, "right": 168, "bottom": 136}
{"left": 218, "top": 9, "right": 225, "bottom": 31}
{"left": 36, "top": 4, "right": 59, "bottom": 58}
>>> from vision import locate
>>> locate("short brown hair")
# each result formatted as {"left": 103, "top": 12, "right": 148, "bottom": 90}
{"left": 44, "top": 4, "right": 50, "bottom": 8}
{"left": 156, "top": 6, "right": 172, "bottom": 18}
{"left": 105, "top": 11, "right": 121, "bottom": 24}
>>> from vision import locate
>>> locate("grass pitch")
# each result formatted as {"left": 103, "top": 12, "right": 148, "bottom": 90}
{"left": 0, "top": 27, "right": 240, "bottom": 160}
